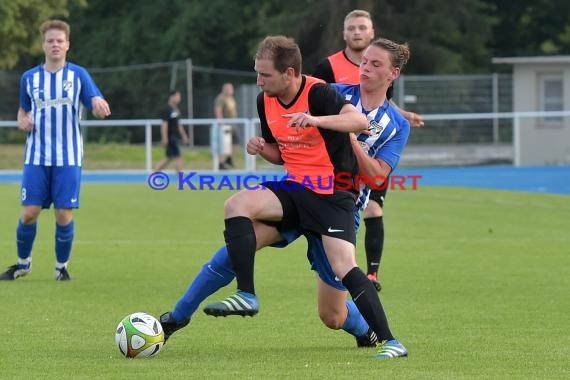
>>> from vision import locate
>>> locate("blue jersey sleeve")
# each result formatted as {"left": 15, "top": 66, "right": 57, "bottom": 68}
{"left": 332, "top": 83, "right": 409, "bottom": 170}
{"left": 375, "top": 117, "right": 410, "bottom": 170}
{"left": 331, "top": 83, "right": 358, "bottom": 101}
{"left": 19, "top": 72, "right": 32, "bottom": 112}
{"left": 75, "top": 65, "right": 103, "bottom": 110}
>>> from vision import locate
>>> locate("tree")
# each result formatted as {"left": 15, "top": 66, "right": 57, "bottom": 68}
{"left": 0, "top": 0, "right": 86, "bottom": 69}
{"left": 368, "top": 0, "right": 497, "bottom": 74}
{"left": 4, "top": 0, "right": 566, "bottom": 122}
{"left": 253, "top": 0, "right": 498, "bottom": 74}
{"left": 485, "top": 0, "right": 570, "bottom": 57}
{"left": 68, "top": 0, "right": 264, "bottom": 69}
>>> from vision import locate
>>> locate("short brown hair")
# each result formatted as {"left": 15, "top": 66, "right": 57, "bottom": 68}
{"left": 39, "top": 20, "right": 70, "bottom": 41}
{"left": 255, "top": 36, "right": 302, "bottom": 76}
{"left": 370, "top": 38, "right": 410, "bottom": 70}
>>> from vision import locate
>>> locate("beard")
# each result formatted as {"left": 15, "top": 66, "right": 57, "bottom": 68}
{"left": 347, "top": 39, "right": 370, "bottom": 52}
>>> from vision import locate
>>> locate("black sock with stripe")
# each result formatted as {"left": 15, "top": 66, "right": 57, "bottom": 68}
{"left": 342, "top": 267, "right": 394, "bottom": 341}
{"left": 224, "top": 216, "right": 257, "bottom": 294}
{"left": 364, "top": 217, "right": 384, "bottom": 275}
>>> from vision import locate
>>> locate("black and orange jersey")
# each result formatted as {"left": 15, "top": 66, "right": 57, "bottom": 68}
{"left": 256, "top": 75, "right": 358, "bottom": 194}
{"left": 313, "top": 50, "right": 359, "bottom": 85}
{"left": 313, "top": 50, "right": 394, "bottom": 99}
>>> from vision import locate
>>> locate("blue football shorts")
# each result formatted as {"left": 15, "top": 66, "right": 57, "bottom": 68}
{"left": 21, "top": 165, "right": 82, "bottom": 209}
{"left": 270, "top": 228, "right": 346, "bottom": 291}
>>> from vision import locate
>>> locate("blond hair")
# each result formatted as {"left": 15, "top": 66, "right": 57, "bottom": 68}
{"left": 39, "top": 20, "right": 70, "bottom": 41}
{"left": 344, "top": 9, "right": 373, "bottom": 29}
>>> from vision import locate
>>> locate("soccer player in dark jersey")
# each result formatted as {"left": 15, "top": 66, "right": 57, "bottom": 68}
{"left": 314, "top": 9, "right": 423, "bottom": 292}
{"left": 313, "top": 10, "right": 374, "bottom": 85}
{"left": 161, "top": 36, "right": 410, "bottom": 359}
{"left": 0, "top": 20, "right": 111, "bottom": 281}
{"left": 204, "top": 35, "right": 370, "bottom": 321}
{"left": 155, "top": 89, "right": 189, "bottom": 173}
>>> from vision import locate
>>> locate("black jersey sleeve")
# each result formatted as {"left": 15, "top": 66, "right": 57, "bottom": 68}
{"left": 256, "top": 92, "right": 277, "bottom": 144}
{"left": 312, "top": 59, "right": 335, "bottom": 83}
{"left": 307, "top": 83, "right": 348, "bottom": 116}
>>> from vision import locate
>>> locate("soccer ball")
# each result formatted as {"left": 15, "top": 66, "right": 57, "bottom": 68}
{"left": 115, "top": 312, "right": 165, "bottom": 358}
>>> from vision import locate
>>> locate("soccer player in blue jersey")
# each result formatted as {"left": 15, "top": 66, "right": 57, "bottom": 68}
{"left": 0, "top": 20, "right": 111, "bottom": 281}
{"left": 314, "top": 9, "right": 424, "bottom": 293}
{"left": 160, "top": 38, "right": 411, "bottom": 359}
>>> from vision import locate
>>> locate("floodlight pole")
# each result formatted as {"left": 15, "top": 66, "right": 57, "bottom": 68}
{"left": 492, "top": 73, "right": 499, "bottom": 144}
{"left": 186, "top": 58, "right": 194, "bottom": 147}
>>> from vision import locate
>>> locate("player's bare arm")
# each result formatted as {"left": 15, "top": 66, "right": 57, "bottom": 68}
{"left": 283, "top": 104, "right": 367, "bottom": 133}
{"left": 179, "top": 125, "right": 190, "bottom": 145}
{"left": 350, "top": 133, "right": 391, "bottom": 188}
{"left": 392, "top": 102, "right": 424, "bottom": 128}
{"left": 91, "top": 96, "right": 111, "bottom": 119}
{"left": 247, "top": 136, "right": 283, "bottom": 165}
{"left": 17, "top": 108, "right": 33, "bottom": 132}
{"left": 160, "top": 121, "right": 168, "bottom": 145}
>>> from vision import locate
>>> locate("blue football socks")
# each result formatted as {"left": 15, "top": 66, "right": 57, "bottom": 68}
{"left": 171, "top": 245, "right": 235, "bottom": 323}
{"left": 342, "top": 300, "right": 370, "bottom": 338}
{"left": 16, "top": 220, "right": 37, "bottom": 265}
{"left": 55, "top": 221, "right": 74, "bottom": 266}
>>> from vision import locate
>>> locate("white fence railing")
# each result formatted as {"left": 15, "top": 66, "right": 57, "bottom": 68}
{"left": 1, "top": 111, "right": 569, "bottom": 171}
{"left": 419, "top": 110, "right": 570, "bottom": 166}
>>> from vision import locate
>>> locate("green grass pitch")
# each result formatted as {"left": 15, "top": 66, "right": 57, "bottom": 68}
{"left": 0, "top": 183, "right": 568, "bottom": 379}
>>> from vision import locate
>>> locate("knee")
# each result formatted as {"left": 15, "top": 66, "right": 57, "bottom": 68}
{"left": 223, "top": 196, "right": 242, "bottom": 216}
{"left": 364, "top": 202, "right": 382, "bottom": 218}
{"left": 55, "top": 210, "right": 73, "bottom": 226}
{"left": 20, "top": 208, "right": 40, "bottom": 224}
{"left": 20, "top": 214, "right": 35, "bottom": 224}
{"left": 224, "top": 193, "right": 261, "bottom": 218}
{"left": 329, "top": 260, "right": 356, "bottom": 281}
{"left": 318, "top": 310, "right": 345, "bottom": 330}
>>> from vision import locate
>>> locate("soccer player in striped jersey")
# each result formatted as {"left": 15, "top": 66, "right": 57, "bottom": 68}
{"left": 161, "top": 37, "right": 411, "bottom": 359}
{"left": 332, "top": 78, "right": 409, "bottom": 231}
{"left": 0, "top": 20, "right": 111, "bottom": 281}
{"left": 314, "top": 9, "right": 423, "bottom": 292}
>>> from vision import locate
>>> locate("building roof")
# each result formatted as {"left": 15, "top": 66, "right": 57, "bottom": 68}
{"left": 492, "top": 56, "right": 570, "bottom": 65}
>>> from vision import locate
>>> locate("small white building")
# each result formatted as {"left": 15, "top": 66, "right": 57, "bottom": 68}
{"left": 492, "top": 56, "right": 570, "bottom": 165}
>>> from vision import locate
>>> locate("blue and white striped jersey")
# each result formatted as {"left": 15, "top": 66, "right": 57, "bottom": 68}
{"left": 19, "top": 62, "right": 103, "bottom": 166}
{"left": 332, "top": 83, "right": 410, "bottom": 230}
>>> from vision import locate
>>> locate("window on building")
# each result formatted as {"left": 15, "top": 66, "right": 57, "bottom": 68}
{"left": 540, "top": 74, "right": 563, "bottom": 123}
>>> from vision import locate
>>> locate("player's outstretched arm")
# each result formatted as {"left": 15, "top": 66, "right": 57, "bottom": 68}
{"left": 91, "top": 96, "right": 111, "bottom": 119}
{"left": 283, "top": 104, "right": 367, "bottom": 133}
{"left": 392, "top": 102, "right": 424, "bottom": 128}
